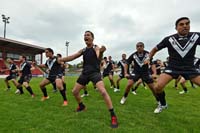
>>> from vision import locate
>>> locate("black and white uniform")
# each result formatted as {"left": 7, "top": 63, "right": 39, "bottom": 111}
{"left": 156, "top": 32, "right": 200, "bottom": 80}
{"left": 103, "top": 60, "right": 114, "bottom": 77}
{"left": 117, "top": 59, "right": 129, "bottom": 79}
{"left": 127, "top": 50, "right": 153, "bottom": 84}
{"left": 6, "top": 63, "right": 17, "bottom": 80}
{"left": 45, "top": 56, "right": 63, "bottom": 83}
{"left": 77, "top": 45, "right": 102, "bottom": 86}
{"left": 18, "top": 61, "right": 32, "bottom": 84}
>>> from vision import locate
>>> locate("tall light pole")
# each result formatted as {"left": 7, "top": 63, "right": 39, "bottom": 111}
{"left": 2, "top": 14, "right": 10, "bottom": 38}
{"left": 65, "top": 41, "right": 69, "bottom": 57}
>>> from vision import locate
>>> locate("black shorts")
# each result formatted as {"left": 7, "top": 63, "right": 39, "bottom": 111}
{"left": 77, "top": 72, "right": 102, "bottom": 86}
{"left": 128, "top": 72, "right": 153, "bottom": 84}
{"left": 103, "top": 71, "right": 114, "bottom": 78}
{"left": 18, "top": 74, "right": 32, "bottom": 84}
{"left": 119, "top": 73, "right": 125, "bottom": 79}
{"left": 163, "top": 66, "right": 200, "bottom": 80}
{"left": 6, "top": 74, "right": 17, "bottom": 80}
{"left": 47, "top": 74, "right": 63, "bottom": 83}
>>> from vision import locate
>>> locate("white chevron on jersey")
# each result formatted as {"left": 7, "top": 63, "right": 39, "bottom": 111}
{"left": 133, "top": 53, "right": 149, "bottom": 67}
{"left": 169, "top": 33, "right": 199, "bottom": 58}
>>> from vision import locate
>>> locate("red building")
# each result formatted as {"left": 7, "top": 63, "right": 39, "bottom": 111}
{"left": 0, "top": 37, "right": 45, "bottom": 76}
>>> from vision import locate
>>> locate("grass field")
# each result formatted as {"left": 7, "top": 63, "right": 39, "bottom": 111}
{"left": 0, "top": 76, "right": 200, "bottom": 133}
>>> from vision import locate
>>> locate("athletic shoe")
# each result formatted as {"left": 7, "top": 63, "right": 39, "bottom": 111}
{"left": 154, "top": 104, "right": 168, "bottom": 114}
{"left": 81, "top": 93, "right": 89, "bottom": 98}
{"left": 114, "top": 88, "right": 120, "bottom": 92}
{"left": 132, "top": 91, "right": 137, "bottom": 95}
{"left": 179, "top": 90, "right": 187, "bottom": 94}
{"left": 5, "top": 88, "right": 11, "bottom": 91}
{"left": 111, "top": 116, "right": 118, "bottom": 128}
{"left": 76, "top": 105, "right": 86, "bottom": 112}
{"left": 110, "top": 86, "right": 113, "bottom": 89}
{"left": 31, "top": 94, "right": 35, "bottom": 98}
{"left": 41, "top": 96, "right": 50, "bottom": 101}
{"left": 15, "top": 89, "right": 20, "bottom": 94}
{"left": 120, "top": 97, "right": 127, "bottom": 105}
{"left": 53, "top": 89, "right": 57, "bottom": 93}
{"left": 62, "top": 100, "right": 68, "bottom": 106}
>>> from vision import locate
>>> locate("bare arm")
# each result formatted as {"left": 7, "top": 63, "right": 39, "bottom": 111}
{"left": 60, "top": 49, "right": 82, "bottom": 62}
{"left": 144, "top": 47, "right": 158, "bottom": 64}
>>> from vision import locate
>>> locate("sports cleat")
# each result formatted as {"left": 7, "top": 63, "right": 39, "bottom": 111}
{"left": 132, "top": 91, "right": 137, "bottom": 95}
{"left": 154, "top": 104, "right": 168, "bottom": 114}
{"left": 179, "top": 90, "right": 188, "bottom": 94}
{"left": 15, "top": 89, "right": 20, "bottom": 94}
{"left": 53, "top": 89, "right": 57, "bottom": 93}
{"left": 81, "top": 93, "right": 89, "bottom": 98}
{"left": 120, "top": 97, "right": 127, "bottom": 105}
{"left": 76, "top": 105, "right": 86, "bottom": 112}
{"left": 111, "top": 116, "right": 118, "bottom": 128}
{"left": 114, "top": 88, "right": 120, "bottom": 92}
{"left": 31, "top": 94, "right": 35, "bottom": 98}
{"left": 5, "top": 88, "right": 11, "bottom": 91}
{"left": 41, "top": 96, "right": 50, "bottom": 101}
{"left": 62, "top": 100, "right": 68, "bottom": 106}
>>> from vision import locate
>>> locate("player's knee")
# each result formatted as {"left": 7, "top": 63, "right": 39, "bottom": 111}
{"left": 154, "top": 84, "right": 163, "bottom": 93}
{"left": 72, "top": 88, "right": 78, "bottom": 96}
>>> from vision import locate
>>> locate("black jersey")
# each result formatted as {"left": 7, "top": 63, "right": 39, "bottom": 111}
{"left": 156, "top": 32, "right": 200, "bottom": 70}
{"left": 103, "top": 60, "right": 114, "bottom": 74}
{"left": 20, "top": 61, "right": 31, "bottom": 76}
{"left": 82, "top": 45, "right": 101, "bottom": 74}
{"left": 117, "top": 59, "right": 129, "bottom": 74}
{"left": 127, "top": 50, "right": 150, "bottom": 73}
{"left": 9, "top": 63, "right": 17, "bottom": 75}
{"left": 45, "top": 56, "right": 62, "bottom": 76}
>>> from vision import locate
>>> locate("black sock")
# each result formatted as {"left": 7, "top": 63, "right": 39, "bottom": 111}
{"left": 117, "top": 84, "right": 119, "bottom": 89}
{"left": 79, "top": 102, "right": 85, "bottom": 108}
{"left": 124, "top": 92, "right": 128, "bottom": 97}
{"left": 109, "top": 108, "right": 116, "bottom": 117}
{"left": 110, "top": 80, "right": 116, "bottom": 88}
{"left": 8, "top": 85, "right": 10, "bottom": 88}
{"left": 190, "top": 81, "right": 194, "bottom": 88}
{"left": 183, "top": 87, "right": 188, "bottom": 92}
{"left": 52, "top": 83, "right": 57, "bottom": 90}
{"left": 132, "top": 86, "right": 138, "bottom": 91}
{"left": 63, "top": 83, "right": 66, "bottom": 91}
{"left": 17, "top": 86, "right": 24, "bottom": 94}
{"left": 157, "top": 91, "right": 166, "bottom": 106}
{"left": 84, "top": 90, "right": 88, "bottom": 95}
{"left": 60, "top": 89, "right": 67, "bottom": 101}
{"left": 41, "top": 87, "right": 48, "bottom": 97}
{"left": 26, "top": 86, "right": 34, "bottom": 95}
{"left": 175, "top": 84, "right": 177, "bottom": 88}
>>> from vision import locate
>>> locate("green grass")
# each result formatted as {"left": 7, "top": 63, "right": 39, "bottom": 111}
{"left": 0, "top": 76, "right": 200, "bottom": 133}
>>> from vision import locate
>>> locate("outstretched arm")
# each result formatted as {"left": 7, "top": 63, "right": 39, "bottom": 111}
{"left": 59, "top": 49, "right": 82, "bottom": 63}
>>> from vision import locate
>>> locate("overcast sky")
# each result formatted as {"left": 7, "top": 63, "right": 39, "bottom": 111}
{"left": 1, "top": 0, "right": 200, "bottom": 64}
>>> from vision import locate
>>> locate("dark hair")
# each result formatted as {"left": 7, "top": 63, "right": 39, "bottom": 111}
{"left": 175, "top": 17, "right": 190, "bottom": 27}
{"left": 57, "top": 53, "right": 62, "bottom": 57}
{"left": 85, "top": 31, "right": 94, "bottom": 39}
{"left": 45, "top": 48, "right": 54, "bottom": 54}
{"left": 136, "top": 42, "right": 144, "bottom": 46}
{"left": 21, "top": 55, "right": 26, "bottom": 60}
{"left": 103, "top": 57, "right": 107, "bottom": 60}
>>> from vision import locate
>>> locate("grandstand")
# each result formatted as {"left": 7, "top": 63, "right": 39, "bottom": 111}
{"left": 0, "top": 37, "right": 46, "bottom": 77}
